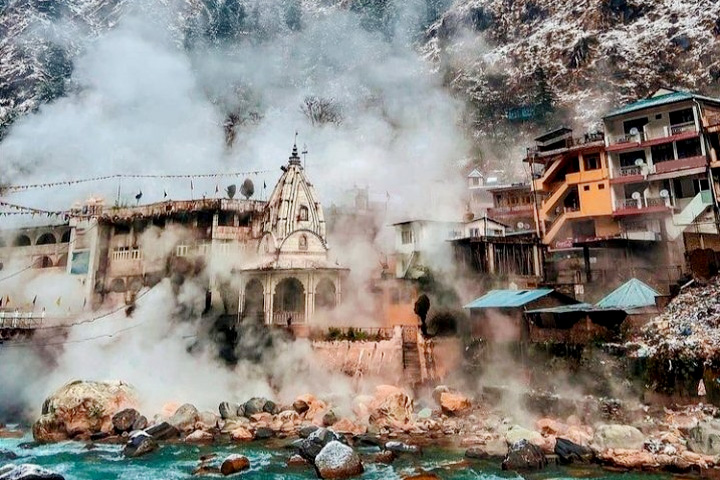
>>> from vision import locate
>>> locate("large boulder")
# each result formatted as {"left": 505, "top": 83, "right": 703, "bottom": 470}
{"left": 0, "top": 464, "right": 64, "bottom": 480}
{"left": 33, "top": 380, "right": 138, "bottom": 442}
{"left": 145, "top": 422, "right": 180, "bottom": 440}
{"left": 554, "top": 437, "right": 593, "bottom": 464}
{"left": 314, "top": 441, "right": 364, "bottom": 479}
{"left": 243, "top": 398, "right": 270, "bottom": 416}
{"left": 112, "top": 408, "right": 141, "bottom": 433}
{"left": 687, "top": 420, "right": 720, "bottom": 455}
{"left": 299, "top": 427, "right": 343, "bottom": 462}
{"left": 122, "top": 431, "right": 158, "bottom": 458}
{"left": 369, "top": 386, "right": 413, "bottom": 426}
{"left": 167, "top": 404, "right": 199, "bottom": 433}
{"left": 220, "top": 454, "right": 250, "bottom": 475}
{"left": 502, "top": 439, "right": 547, "bottom": 471}
{"left": 219, "top": 402, "right": 241, "bottom": 420}
{"left": 592, "top": 424, "right": 645, "bottom": 451}
{"left": 439, "top": 392, "right": 471, "bottom": 416}
{"left": 505, "top": 426, "right": 543, "bottom": 446}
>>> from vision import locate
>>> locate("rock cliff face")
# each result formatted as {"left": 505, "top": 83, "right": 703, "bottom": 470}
{"left": 2, "top": 1, "right": 718, "bottom": 163}
{"left": 425, "top": 0, "right": 720, "bottom": 135}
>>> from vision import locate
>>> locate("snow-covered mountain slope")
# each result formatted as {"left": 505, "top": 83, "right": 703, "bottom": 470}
{"left": 426, "top": 0, "right": 720, "bottom": 134}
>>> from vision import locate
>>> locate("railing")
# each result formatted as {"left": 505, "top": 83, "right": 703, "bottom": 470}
{"left": 527, "top": 133, "right": 604, "bottom": 156}
{"left": 618, "top": 197, "right": 670, "bottom": 210}
{"left": 670, "top": 122, "right": 696, "bottom": 136}
{"left": 272, "top": 311, "right": 305, "bottom": 325}
{"left": 111, "top": 248, "right": 142, "bottom": 261}
{"left": 615, "top": 132, "right": 644, "bottom": 144}
{"left": 619, "top": 165, "right": 642, "bottom": 176}
{"left": 488, "top": 204, "right": 534, "bottom": 214}
{"left": 0, "top": 311, "right": 43, "bottom": 329}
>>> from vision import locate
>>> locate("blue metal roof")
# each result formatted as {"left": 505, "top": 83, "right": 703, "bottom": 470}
{"left": 464, "top": 289, "right": 554, "bottom": 309}
{"left": 605, "top": 90, "right": 720, "bottom": 119}
{"left": 596, "top": 278, "right": 659, "bottom": 310}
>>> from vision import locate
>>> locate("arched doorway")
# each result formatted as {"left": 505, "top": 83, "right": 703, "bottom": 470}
{"left": 273, "top": 277, "right": 305, "bottom": 325}
{"left": 243, "top": 279, "right": 265, "bottom": 322}
{"left": 315, "top": 278, "right": 336, "bottom": 311}
{"left": 36, "top": 256, "right": 54, "bottom": 268}
{"left": 36, "top": 233, "right": 57, "bottom": 245}
{"left": 13, "top": 235, "right": 31, "bottom": 247}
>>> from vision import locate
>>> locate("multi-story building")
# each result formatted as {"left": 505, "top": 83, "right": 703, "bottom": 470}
{"left": 525, "top": 127, "right": 616, "bottom": 248}
{"left": 604, "top": 88, "right": 720, "bottom": 269}
{"left": 486, "top": 183, "right": 536, "bottom": 234}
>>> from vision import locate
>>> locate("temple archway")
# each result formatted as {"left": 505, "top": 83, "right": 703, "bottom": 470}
{"left": 37, "top": 256, "right": 54, "bottom": 268}
{"left": 273, "top": 277, "right": 305, "bottom": 324}
{"left": 36, "top": 233, "right": 57, "bottom": 245}
{"left": 13, "top": 234, "right": 31, "bottom": 247}
{"left": 315, "top": 278, "right": 337, "bottom": 311}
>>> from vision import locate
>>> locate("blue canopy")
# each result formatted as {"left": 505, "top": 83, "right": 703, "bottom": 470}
{"left": 596, "top": 278, "right": 659, "bottom": 310}
{"left": 464, "top": 289, "right": 554, "bottom": 309}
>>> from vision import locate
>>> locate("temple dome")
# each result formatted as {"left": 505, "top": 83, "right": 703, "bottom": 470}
{"left": 261, "top": 144, "right": 327, "bottom": 250}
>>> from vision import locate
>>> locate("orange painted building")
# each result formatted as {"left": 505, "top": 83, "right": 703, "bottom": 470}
{"left": 525, "top": 127, "right": 620, "bottom": 249}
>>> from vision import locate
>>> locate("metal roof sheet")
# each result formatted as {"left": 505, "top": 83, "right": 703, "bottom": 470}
{"left": 463, "top": 289, "right": 554, "bottom": 309}
{"left": 525, "top": 303, "right": 594, "bottom": 314}
{"left": 596, "top": 278, "right": 659, "bottom": 310}
{"left": 605, "top": 90, "right": 720, "bottom": 119}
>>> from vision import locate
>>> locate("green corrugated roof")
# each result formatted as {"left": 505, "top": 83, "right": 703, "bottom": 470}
{"left": 605, "top": 90, "right": 720, "bottom": 119}
{"left": 596, "top": 278, "right": 659, "bottom": 310}
{"left": 464, "top": 289, "right": 554, "bottom": 309}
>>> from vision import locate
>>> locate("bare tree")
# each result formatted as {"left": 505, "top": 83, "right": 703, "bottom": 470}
{"left": 300, "top": 96, "right": 343, "bottom": 126}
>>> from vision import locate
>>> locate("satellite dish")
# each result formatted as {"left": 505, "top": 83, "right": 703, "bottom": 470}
{"left": 517, "top": 221, "right": 524, "bottom": 229}
{"left": 660, "top": 189, "right": 669, "bottom": 198}
{"left": 629, "top": 128, "right": 639, "bottom": 136}
{"left": 634, "top": 158, "right": 645, "bottom": 166}
{"left": 523, "top": 223, "right": 531, "bottom": 230}
{"left": 631, "top": 192, "right": 641, "bottom": 200}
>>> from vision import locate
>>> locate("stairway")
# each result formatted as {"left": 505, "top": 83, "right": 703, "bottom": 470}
{"left": 535, "top": 156, "right": 565, "bottom": 189}
{"left": 543, "top": 210, "right": 583, "bottom": 245}
{"left": 669, "top": 190, "right": 713, "bottom": 240}
{"left": 540, "top": 182, "right": 571, "bottom": 219}
{"left": 401, "top": 327, "right": 422, "bottom": 385}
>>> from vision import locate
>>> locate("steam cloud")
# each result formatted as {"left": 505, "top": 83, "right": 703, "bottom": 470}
{"left": 0, "top": 0, "right": 469, "bottom": 421}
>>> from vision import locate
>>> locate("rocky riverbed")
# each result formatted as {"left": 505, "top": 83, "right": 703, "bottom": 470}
{"left": 4, "top": 380, "right": 720, "bottom": 479}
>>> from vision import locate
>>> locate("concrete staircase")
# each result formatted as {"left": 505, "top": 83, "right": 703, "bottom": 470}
{"left": 540, "top": 182, "right": 571, "bottom": 219}
{"left": 669, "top": 190, "right": 712, "bottom": 240}
{"left": 401, "top": 326, "right": 422, "bottom": 385}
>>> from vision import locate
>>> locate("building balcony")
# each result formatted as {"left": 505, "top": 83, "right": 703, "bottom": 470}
{"left": 653, "top": 155, "right": 706, "bottom": 174}
{"left": 607, "top": 123, "right": 699, "bottom": 152}
{"left": 526, "top": 133, "right": 605, "bottom": 160}
{"left": 487, "top": 204, "right": 534, "bottom": 217}
{"left": 613, "top": 197, "right": 673, "bottom": 217}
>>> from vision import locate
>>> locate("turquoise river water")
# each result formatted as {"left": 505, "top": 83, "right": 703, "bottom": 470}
{"left": 0, "top": 434, "right": 679, "bottom": 480}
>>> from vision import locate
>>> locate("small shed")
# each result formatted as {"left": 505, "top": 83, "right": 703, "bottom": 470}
{"left": 463, "top": 289, "right": 578, "bottom": 342}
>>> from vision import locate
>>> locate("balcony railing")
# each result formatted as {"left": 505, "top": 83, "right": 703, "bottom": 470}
{"left": 670, "top": 122, "right": 696, "bottom": 136}
{"left": 272, "top": 311, "right": 305, "bottom": 325}
{"left": 111, "top": 248, "right": 142, "bottom": 261}
{"left": 619, "top": 165, "right": 643, "bottom": 176}
{"left": 618, "top": 197, "right": 670, "bottom": 210}
{"left": 0, "top": 311, "right": 43, "bottom": 330}
{"left": 527, "top": 133, "right": 604, "bottom": 156}
{"left": 615, "top": 132, "right": 644, "bottom": 144}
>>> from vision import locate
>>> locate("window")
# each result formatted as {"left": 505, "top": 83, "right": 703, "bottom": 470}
{"left": 623, "top": 117, "right": 649, "bottom": 135}
{"left": 298, "top": 206, "right": 309, "bottom": 221}
{"left": 299, "top": 235, "right": 308, "bottom": 251}
{"left": 401, "top": 228, "right": 413, "bottom": 244}
{"left": 598, "top": 184, "right": 605, "bottom": 190}
{"left": 651, "top": 143, "right": 674, "bottom": 163}
{"left": 669, "top": 108, "right": 694, "bottom": 126}
{"left": 583, "top": 154, "right": 600, "bottom": 171}
{"left": 619, "top": 150, "right": 646, "bottom": 168}
{"left": 583, "top": 185, "right": 590, "bottom": 191}
{"left": 676, "top": 138, "right": 702, "bottom": 159}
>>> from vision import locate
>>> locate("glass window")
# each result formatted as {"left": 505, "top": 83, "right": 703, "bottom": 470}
{"left": 619, "top": 150, "right": 646, "bottom": 168}
{"left": 676, "top": 138, "right": 702, "bottom": 159}
{"left": 651, "top": 143, "right": 674, "bottom": 163}
{"left": 584, "top": 154, "right": 600, "bottom": 170}
{"left": 669, "top": 108, "right": 694, "bottom": 126}
{"left": 623, "top": 117, "right": 649, "bottom": 135}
